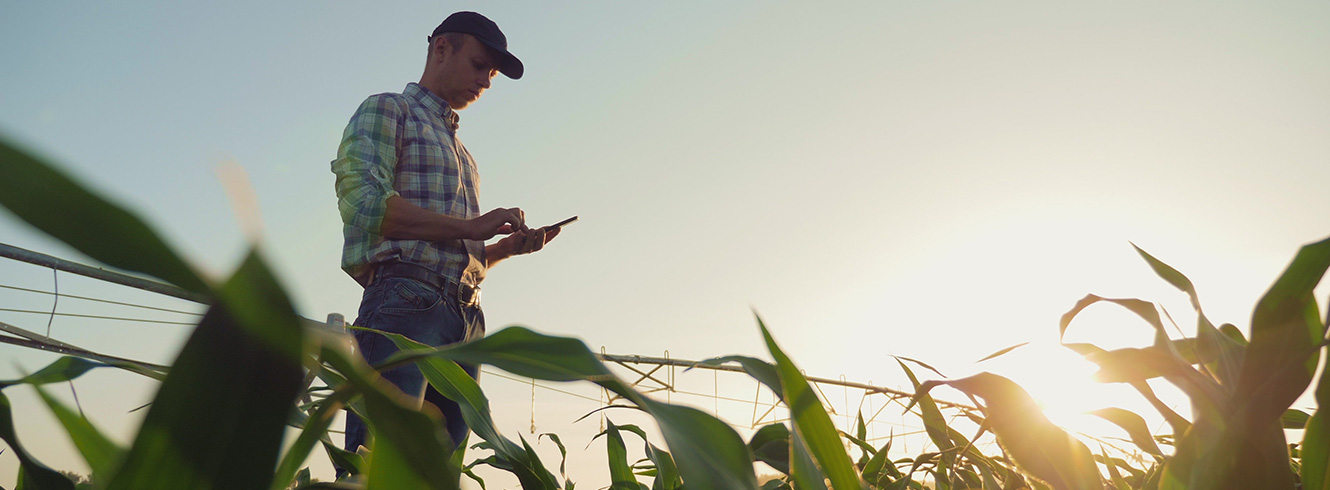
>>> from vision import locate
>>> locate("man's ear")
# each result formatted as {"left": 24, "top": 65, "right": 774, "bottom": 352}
{"left": 430, "top": 36, "right": 449, "bottom": 63}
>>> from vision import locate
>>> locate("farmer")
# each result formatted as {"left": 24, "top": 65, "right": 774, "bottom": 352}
{"left": 331, "top": 10, "right": 557, "bottom": 468}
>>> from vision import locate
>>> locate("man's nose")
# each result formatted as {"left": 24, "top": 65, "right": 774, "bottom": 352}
{"left": 479, "top": 76, "right": 491, "bottom": 89}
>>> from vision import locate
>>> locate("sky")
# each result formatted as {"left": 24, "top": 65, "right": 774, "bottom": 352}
{"left": 2, "top": 1, "right": 1329, "bottom": 487}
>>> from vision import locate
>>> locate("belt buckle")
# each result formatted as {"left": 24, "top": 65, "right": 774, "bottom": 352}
{"left": 457, "top": 284, "right": 481, "bottom": 307}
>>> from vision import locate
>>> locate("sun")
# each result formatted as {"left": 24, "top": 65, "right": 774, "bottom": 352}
{"left": 987, "top": 342, "right": 1176, "bottom": 455}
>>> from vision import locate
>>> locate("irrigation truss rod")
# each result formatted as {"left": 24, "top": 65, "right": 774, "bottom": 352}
{"left": 0, "top": 242, "right": 208, "bottom": 304}
{"left": 599, "top": 353, "right": 977, "bottom": 412}
{"left": 0, "top": 319, "right": 168, "bottom": 373}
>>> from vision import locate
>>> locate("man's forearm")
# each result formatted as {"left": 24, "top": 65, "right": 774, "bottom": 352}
{"left": 484, "top": 242, "right": 512, "bottom": 268}
{"left": 381, "top": 195, "right": 473, "bottom": 241}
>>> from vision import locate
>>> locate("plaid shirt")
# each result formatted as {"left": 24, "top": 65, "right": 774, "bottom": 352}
{"left": 332, "top": 83, "right": 486, "bottom": 288}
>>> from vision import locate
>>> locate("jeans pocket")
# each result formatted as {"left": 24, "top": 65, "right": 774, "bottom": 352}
{"left": 379, "top": 277, "right": 443, "bottom": 314}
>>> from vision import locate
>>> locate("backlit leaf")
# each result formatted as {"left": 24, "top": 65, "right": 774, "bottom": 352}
{"left": 758, "top": 316, "right": 865, "bottom": 490}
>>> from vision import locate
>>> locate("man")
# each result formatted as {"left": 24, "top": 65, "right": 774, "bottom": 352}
{"left": 331, "top": 11, "right": 557, "bottom": 466}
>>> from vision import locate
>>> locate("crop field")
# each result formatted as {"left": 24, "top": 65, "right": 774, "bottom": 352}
{"left": 3, "top": 136, "right": 1330, "bottom": 490}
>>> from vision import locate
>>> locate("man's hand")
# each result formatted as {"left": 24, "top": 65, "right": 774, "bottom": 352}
{"left": 486, "top": 226, "right": 561, "bottom": 267}
{"left": 467, "top": 207, "right": 528, "bottom": 240}
{"left": 509, "top": 226, "right": 561, "bottom": 255}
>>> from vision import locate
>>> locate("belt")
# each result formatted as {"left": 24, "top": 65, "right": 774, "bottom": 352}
{"left": 368, "top": 262, "right": 481, "bottom": 308}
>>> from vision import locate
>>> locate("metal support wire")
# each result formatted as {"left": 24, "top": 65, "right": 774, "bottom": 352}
{"left": 597, "top": 353, "right": 976, "bottom": 412}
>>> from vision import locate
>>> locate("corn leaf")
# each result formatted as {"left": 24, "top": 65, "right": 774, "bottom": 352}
{"left": 270, "top": 391, "right": 350, "bottom": 490}
{"left": 1088, "top": 408, "right": 1163, "bottom": 457}
{"left": 1169, "top": 237, "right": 1330, "bottom": 490}
{"left": 32, "top": 385, "right": 123, "bottom": 483}
{"left": 0, "top": 391, "right": 74, "bottom": 490}
{"left": 105, "top": 252, "right": 304, "bottom": 490}
{"left": 600, "top": 420, "right": 641, "bottom": 488}
{"left": 695, "top": 355, "right": 783, "bottom": 396}
{"left": 379, "top": 331, "right": 559, "bottom": 488}
{"left": 860, "top": 439, "right": 896, "bottom": 484}
{"left": 749, "top": 423, "right": 792, "bottom": 475}
{"left": 1283, "top": 409, "right": 1311, "bottom": 430}
{"left": 790, "top": 428, "right": 829, "bottom": 490}
{"left": 976, "top": 343, "right": 1029, "bottom": 363}
{"left": 1235, "top": 236, "right": 1330, "bottom": 423}
{"left": 1131, "top": 245, "right": 1242, "bottom": 387}
{"left": 758, "top": 316, "right": 865, "bottom": 490}
{"left": 1300, "top": 305, "right": 1330, "bottom": 490}
{"left": 320, "top": 345, "right": 460, "bottom": 489}
{"left": 423, "top": 327, "right": 758, "bottom": 490}
{"left": 899, "top": 360, "right": 957, "bottom": 465}
{"left": 918, "top": 373, "right": 1102, "bottom": 490}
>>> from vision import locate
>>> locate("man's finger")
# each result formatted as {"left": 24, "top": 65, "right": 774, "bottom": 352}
{"left": 531, "top": 229, "right": 545, "bottom": 252}
{"left": 511, "top": 207, "right": 528, "bottom": 231}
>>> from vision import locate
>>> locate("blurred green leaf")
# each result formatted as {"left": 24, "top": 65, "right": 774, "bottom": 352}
{"left": 366, "top": 431, "right": 440, "bottom": 490}
{"left": 758, "top": 316, "right": 864, "bottom": 490}
{"left": 0, "top": 392, "right": 75, "bottom": 490}
{"left": 271, "top": 391, "right": 350, "bottom": 490}
{"left": 106, "top": 252, "right": 304, "bottom": 490}
{"left": 0, "top": 136, "right": 209, "bottom": 296}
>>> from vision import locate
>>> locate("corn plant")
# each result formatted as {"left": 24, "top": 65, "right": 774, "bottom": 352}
{"left": 3, "top": 133, "right": 1329, "bottom": 490}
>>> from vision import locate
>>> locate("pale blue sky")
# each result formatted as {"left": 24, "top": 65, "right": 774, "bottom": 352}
{"left": 2, "top": 1, "right": 1329, "bottom": 487}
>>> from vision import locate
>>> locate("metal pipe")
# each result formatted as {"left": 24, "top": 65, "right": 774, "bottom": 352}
{"left": 0, "top": 242, "right": 208, "bottom": 304}
{"left": 598, "top": 353, "right": 977, "bottom": 411}
{"left": 0, "top": 320, "right": 168, "bottom": 373}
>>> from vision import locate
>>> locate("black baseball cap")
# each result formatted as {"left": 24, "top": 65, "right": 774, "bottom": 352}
{"left": 429, "top": 11, "right": 524, "bottom": 80}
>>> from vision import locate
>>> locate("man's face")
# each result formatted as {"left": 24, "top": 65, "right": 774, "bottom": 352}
{"left": 435, "top": 35, "right": 501, "bottom": 110}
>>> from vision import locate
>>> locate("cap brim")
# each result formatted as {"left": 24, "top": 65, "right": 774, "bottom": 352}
{"left": 475, "top": 37, "right": 523, "bottom": 79}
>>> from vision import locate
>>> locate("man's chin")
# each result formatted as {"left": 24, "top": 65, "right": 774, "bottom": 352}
{"left": 448, "top": 95, "right": 480, "bottom": 110}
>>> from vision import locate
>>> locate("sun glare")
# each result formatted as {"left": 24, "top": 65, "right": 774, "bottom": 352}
{"left": 992, "top": 343, "right": 1172, "bottom": 453}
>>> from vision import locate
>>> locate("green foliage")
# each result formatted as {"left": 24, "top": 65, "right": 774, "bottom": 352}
{"left": 5, "top": 135, "right": 1330, "bottom": 490}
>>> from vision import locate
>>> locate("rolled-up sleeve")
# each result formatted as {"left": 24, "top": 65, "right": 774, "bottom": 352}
{"left": 332, "top": 95, "right": 402, "bottom": 234}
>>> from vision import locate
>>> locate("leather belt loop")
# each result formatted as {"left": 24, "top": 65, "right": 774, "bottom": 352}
{"left": 370, "top": 262, "right": 481, "bottom": 308}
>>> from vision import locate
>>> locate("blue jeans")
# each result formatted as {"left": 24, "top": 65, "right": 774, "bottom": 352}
{"left": 342, "top": 275, "right": 484, "bottom": 461}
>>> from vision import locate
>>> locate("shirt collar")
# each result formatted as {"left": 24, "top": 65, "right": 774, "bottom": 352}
{"left": 404, "top": 83, "right": 460, "bottom": 131}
